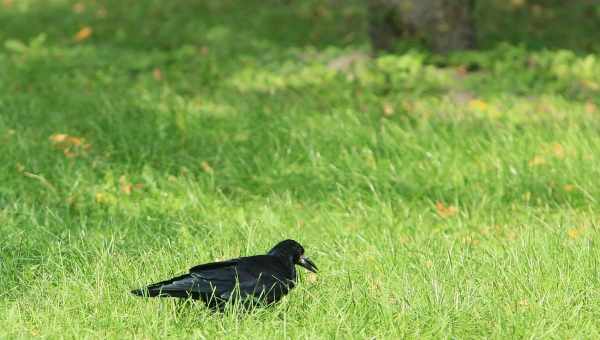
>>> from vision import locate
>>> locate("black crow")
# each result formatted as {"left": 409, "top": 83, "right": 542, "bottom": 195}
{"left": 131, "top": 239, "right": 317, "bottom": 309}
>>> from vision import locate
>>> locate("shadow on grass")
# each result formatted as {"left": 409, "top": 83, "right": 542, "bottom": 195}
{"left": 1, "top": 0, "right": 598, "bottom": 210}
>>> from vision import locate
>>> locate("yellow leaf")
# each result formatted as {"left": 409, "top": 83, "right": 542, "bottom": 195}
{"left": 567, "top": 228, "right": 580, "bottom": 239}
{"left": 469, "top": 99, "right": 488, "bottom": 111}
{"left": 95, "top": 192, "right": 116, "bottom": 205}
{"left": 552, "top": 143, "right": 565, "bottom": 158}
{"left": 567, "top": 226, "right": 587, "bottom": 240}
{"left": 49, "top": 133, "right": 68, "bottom": 143}
{"left": 306, "top": 272, "right": 318, "bottom": 284}
{"left": 74, "top": 26, "right": 93, "bottom": 42}
{"left": 563, "top": 184, "right": 575, "bottom": 192}
{"left": 201, "top": 161, "right": 214, "bottom": 174}
{"left": 382, "top": 102, "right": 394, "bottom": 117}
{"left": 528, "top": 155, "right": 545, "bottom": 166}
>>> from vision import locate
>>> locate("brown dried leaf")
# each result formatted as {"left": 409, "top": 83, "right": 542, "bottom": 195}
{"left": 63, "top": 149, "right": 76, "bottom": 158}
{"left": 435, "top": 201, "right": 458, "bottom": 218}
{"left": 152, "top": 68, "right": 163, "bottom": 81}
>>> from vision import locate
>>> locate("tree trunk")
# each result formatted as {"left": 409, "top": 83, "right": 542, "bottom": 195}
{"left": 367, "top": 0, "right": 475, "bottom": 53}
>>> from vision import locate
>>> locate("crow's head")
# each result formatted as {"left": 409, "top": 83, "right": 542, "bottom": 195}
{"left": 268, "top": 239, "right": 318, "bottom": 273}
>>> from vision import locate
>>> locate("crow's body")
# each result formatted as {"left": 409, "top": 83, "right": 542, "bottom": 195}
{"left": 131, "top": 240, "right": 317, "bottom": 309}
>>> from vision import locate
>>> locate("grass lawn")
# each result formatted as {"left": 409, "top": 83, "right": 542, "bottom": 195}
{"left": 2, "top": 0, "right": 600, "bottom": 338}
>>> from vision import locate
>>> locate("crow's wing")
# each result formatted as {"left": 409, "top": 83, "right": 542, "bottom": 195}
{"left": 192, "top": 256, "right": 295, "bottom": 302}
{"left": 131, "top": 260, "right": 240, "bottom": 299}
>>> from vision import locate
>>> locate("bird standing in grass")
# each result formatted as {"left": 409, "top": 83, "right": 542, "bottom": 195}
{"left": 131, "top": 239, "right": 317, "bottom": 310}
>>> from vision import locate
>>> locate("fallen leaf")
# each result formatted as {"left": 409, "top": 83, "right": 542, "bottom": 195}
{"left": 382, "top": 102, "right": 394, "bottom": 117}
{"left": 468, "top": 99, "right": 488, "bottom": 111}
{"left": 528, "top": 155, "right": 545, "bottom": 166}
{"left": 72, "top": 2, "right": 85, "bottom": 13}
{"left": 3, "top": 0, "right": 13, "bottom": 8}
{"left": 119, "top": 175, "right": 132, "bottom": 195}
{"left": 306, "top": 272, "right": 318, "bottom": 284}
{"left": 66, "top": 136, "right": 82, "bottom": 146}
{"left": 435, "top": 201, "right": 458, "bottom": 218}
{"left": 518, "top": 299, "right": 529, "bottom": 307}
{"left": 567, "top": 228, "right": 580, "bottom": 239}
{"left": 95, "top": 192, "right": 116, "bottom": 205}
{"left": 552, "top": 143, "right": 565, "bottom": 158}
{"left": 74, "top": 26, "right": 93, "bottom": 42}
{"left": 63, "top": 149, "right": 76, "bottom": 158}
{"left": 563, "top": 184, "right": 575, "bottom": 192}
{"left": 201, "top": 161, "right": 214, "bottom": 174}
{"left": 49, "top": 133, "right": 90, "bottom": 158}
{"left": 152, "top": 68, "right": 163, "bottom": 81}
{"left": 585, "top": 101, "right": 597, "bottom": 114}
{"left": 49, "top": 134, "right": 68, "bottom": 143}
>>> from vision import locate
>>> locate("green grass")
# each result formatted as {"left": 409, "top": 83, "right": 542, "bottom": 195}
{"left": 2, "top": 0, "right": 600, "bottom": 338}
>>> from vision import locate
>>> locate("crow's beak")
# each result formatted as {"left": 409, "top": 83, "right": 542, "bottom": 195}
{"left": 298, "top": 255, "right": 318, "bottom": 273}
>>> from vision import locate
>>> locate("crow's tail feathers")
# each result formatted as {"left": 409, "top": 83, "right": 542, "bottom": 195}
{"left": 130, "top": 273, "right": 198, "bottom": 298}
